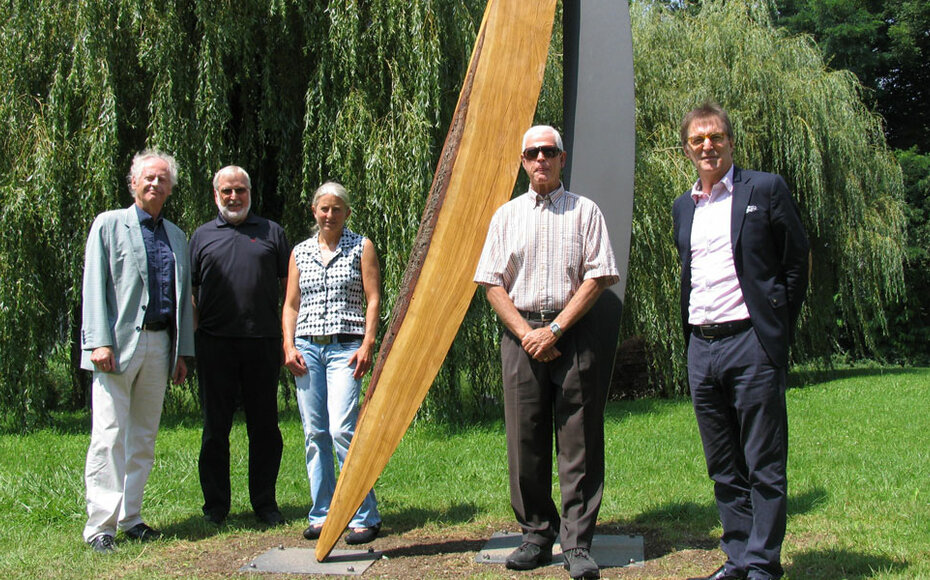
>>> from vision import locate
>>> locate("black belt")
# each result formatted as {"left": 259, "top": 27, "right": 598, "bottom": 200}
{"left": 310, "top": 334, "right": 363, "bottom": 345}
{"left": 692, "top": 319, "right": 752, "bottom": 340}
{"left": 519, "top": 309, "right": 561, "bottom": 323}
{"left": 142, "top": 321, "right": 169, "bottom": 331}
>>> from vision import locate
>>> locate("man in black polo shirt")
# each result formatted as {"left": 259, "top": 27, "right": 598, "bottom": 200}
{"left": 190, "top": 165, "right": 290, "bottom": 525}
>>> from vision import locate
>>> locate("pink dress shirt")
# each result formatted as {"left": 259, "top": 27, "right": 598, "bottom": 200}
{"left": 688, "top": 165, "right": 750, "bottom": 326}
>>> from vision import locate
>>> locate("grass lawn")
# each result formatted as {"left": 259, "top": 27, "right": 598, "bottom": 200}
{"left": 0, "top": 367, "right": 927, "bottom": 578}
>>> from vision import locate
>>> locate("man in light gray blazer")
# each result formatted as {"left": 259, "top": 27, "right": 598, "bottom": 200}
{"left": 80, "top": 149, "right": 195, "bottom": 553}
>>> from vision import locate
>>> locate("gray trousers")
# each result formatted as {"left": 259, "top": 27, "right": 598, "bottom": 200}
{"left": 501, "top": 314, "right": 608, "bottom": 550}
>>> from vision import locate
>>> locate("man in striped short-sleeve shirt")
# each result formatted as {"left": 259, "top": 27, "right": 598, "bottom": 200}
{"left": 474, "top": 125, "right": 619, "bottom": 579}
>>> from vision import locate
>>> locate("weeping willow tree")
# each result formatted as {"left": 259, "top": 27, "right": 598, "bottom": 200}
{"left": 0, "top": 0, "right": 499, "bottom": 430}
{"left": 0, "top": 0, "right": 906, "bottom": 430}
{"left": 628, "top": 0, "right": 906, "bottom": 394}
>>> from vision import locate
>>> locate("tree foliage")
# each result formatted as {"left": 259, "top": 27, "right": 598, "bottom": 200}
{"left": 772, "top": 0, "right": 930, "bottom": 362}
{"left": 628, "top": 0, "right": 905, "bottom": 393}
{"left": 0, "top": 0, "right": 495, "bottom": 430}
{"left": 880, "top": 148, "right": 930, "bottom": 362}
{"left": 0, "top": 0, "right": 906, "bottom": 429}
{"left": 773, "top": 0, "right": 930, "bottom": 153}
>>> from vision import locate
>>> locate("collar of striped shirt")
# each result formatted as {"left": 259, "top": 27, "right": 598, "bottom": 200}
{"left": 529, "top": 183, "right": 566, "bottom": 207}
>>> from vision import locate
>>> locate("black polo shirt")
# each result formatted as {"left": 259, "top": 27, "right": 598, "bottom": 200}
{"left": 190, "top": 212, "right": 290, "bottom": 338}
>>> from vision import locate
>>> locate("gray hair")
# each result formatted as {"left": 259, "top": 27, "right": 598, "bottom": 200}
{"left": 521, "top": 125, "right": 564, "bottom": 152}
{"left": 127, "top": 149, "right": 178, "bottom": 192}
{"left": 212, "top": 165, "right": 252, "bottom": 190}
{"left": 312, "top": 181, "right": 351, "bottom": 209}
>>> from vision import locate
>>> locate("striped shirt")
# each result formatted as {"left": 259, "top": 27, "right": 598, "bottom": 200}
{"left": 474, "top": 185, "right": 619, "bottom": 311}
{"left": 293, "top": 228, "right": 367, "bottom": 337}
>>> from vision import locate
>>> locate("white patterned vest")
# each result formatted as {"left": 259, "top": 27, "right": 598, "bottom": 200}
{"left": 293, "top": 228, "right": 367, "bottom": 337}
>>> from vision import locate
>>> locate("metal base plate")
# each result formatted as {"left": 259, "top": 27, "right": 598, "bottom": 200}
{"left": 475, "top": 531, "right": 644, "bottom": 568}
{"left": 240, "top": 547, "right": 381, "bottom": 575}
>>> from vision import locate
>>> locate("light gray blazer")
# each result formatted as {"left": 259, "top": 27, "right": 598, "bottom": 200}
{"left": 80, "top": 206, "right": 195, "bottom": 374}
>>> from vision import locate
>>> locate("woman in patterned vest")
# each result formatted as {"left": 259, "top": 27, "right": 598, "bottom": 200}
{"left": 282, "top": 181, "right": 382, "bottom": 545}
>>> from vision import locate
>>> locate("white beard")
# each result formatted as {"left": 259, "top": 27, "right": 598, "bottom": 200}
{"left": 218, "top": 200, "right": 251, "bottom": 224}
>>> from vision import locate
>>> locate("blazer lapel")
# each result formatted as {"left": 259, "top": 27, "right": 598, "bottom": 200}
{"left": 680, "top": 197, "right": 695, "bottom": 265}
{"left": 730, "top": 166, "right": 751, "bottom": 250}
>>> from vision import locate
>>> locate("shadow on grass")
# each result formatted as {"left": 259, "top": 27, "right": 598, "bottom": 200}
{"left": 788, "top": 365, "right": 921, "bottom": 389}
{"left": 367, "top": 503, "right": 497, "bottom": 559}
{"left": 600, "top": 487, "right": 828, "bottom": 561}
{"left": 43, "top": 407, "right": 277, "bottom": 437}
{"left": 34, "top": 409, "right": 204, "bottom": 436}
{"left": 604, "top": 397, "right": 684, "bottom": 421}
{"left": 251, "top": 502, "right": 482, "bottom": 536}
{"left": 156, "top": 502, "right": 485, "bottom": 542}
{"left": 46, "top": 412, "right": 92, "bottom": 435}
{"left": 159, "top": 509, "right": 302, "bottom": 541}
{"left": 382, "top": 502, "right": 483, "bottom": 533}
{"left": 788, "top": 548, "right": 907, "bottom": 579}
{"left": 40, "top": 400, "right": 665, "bottom": 438}
{"left": 788, "top": 487, "right": 829, "bottom": 516}
{"left": 381, "top": 537, "right": 487, "bottom": 559}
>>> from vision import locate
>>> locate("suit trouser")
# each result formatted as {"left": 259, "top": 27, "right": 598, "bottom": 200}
{"left": 83, "top": 329, "right": 170, "bottom": 542}
{"left": 196, "top": 332, "right": 283, "bottom": 518}
{"left": 501, "top": 316, "right": 607, "bottom": 550}
{"left": 688, "top": 327, "right": 788, "bottom": 580}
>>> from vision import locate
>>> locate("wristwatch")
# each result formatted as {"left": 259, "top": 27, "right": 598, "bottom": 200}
{"left": 549, "top": 321, "right": 562, "bottom": 338}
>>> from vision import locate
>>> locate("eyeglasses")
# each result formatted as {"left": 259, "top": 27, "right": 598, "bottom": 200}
{"left": 523, "top": 146, "right": 562, "bottom": 159}
{"left": 219, "top": 187, "right": 249, "bottom": 196}
{"left": 687, "top": 133, "right": 728, "bottom": 147}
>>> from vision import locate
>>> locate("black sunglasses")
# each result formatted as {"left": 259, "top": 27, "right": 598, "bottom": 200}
{"left": 523, "top": 146, "right": 562, "bottom": 159}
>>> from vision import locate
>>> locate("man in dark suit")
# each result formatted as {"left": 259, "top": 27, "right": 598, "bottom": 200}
{"left": 672, "top": 103, "right": 809, "bottom": 580}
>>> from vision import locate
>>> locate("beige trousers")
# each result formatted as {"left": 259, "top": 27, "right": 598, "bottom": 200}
{"left": 83, "top": 329, "right": 170, "bottom": 542}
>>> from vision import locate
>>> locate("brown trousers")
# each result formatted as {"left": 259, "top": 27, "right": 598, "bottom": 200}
{"left": 500, "top": 314, "right": 608, "bottom": 550}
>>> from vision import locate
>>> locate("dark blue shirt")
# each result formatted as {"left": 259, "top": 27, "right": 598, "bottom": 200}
{"left": 135, "top": 205, "right": 176, "bottom": 325}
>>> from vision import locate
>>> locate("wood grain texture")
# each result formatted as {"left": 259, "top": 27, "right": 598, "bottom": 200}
{"left": 314, "top": 0, "right": 558, "bottom": 561}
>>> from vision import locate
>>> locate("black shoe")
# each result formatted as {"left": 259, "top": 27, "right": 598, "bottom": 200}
{"left": 344, "top": 523, "right": 381, "bottom": 545}
{"left": 89, "top": 534, "right": 116, "bottom": 553}
{"left": 303, "top": 523, "right": 323, "bottom": 540}
{"left": 124, "top": 523, "right": 161, "bottom": 542}
{"left": 257, "top": 509, "right": 285, "bottom": 526}
{"left": 203, "top": 511, "right": 226, "bottom": 525}
{"left": 562, "top": 547, "right": 600, "bottom": 579}
{"left": 686, "top": 565, "right": 747, "bottom": 580}
{"left": 505, "top": 541, "right": 553, "bottom": 570}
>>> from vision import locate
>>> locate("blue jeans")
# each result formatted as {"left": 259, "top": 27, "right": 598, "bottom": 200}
{"left": 294, "top": 336, "right": 380, "bottom": 528}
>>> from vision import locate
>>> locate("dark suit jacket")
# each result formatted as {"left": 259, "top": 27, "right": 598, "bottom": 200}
{"left": 672, "top": 166, "right": 809, "bottom": 368}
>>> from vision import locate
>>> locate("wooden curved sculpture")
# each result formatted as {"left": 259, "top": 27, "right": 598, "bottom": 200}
{"left": 314, "top": 0, "right": 559, "bottom": 561}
